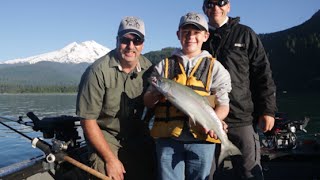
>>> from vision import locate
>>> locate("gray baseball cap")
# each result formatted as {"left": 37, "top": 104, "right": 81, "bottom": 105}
{"left": 118, "top": 16, "right": 145, "bottom": 39}
{"left": 179, "top": 12, "right": 208, "bottom": 31}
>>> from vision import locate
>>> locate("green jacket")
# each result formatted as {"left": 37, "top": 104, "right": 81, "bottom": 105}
{"left": 76, "top": 50, "right": 152, "bottom": 141}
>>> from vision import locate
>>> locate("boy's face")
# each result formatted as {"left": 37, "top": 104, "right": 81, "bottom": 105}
{"left": 177, "top": 24, "right": 209, "bottom": 56}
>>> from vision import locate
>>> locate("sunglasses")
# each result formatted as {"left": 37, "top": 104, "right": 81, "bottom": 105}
{"left": 205, "top": 0, "right": 229, "bottom": 8}
{"left": 119, "top": 36, "right": 144, "bottom": 46}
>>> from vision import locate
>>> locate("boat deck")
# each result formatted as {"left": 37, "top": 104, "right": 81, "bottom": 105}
{"left": 213, "top": 142, "right": 320, "bottom": 180}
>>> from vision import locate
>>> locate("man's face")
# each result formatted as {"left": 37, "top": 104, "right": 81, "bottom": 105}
{"left": 204, "top": 0, "right": 230, "bottom": 27}
{"left": 117, "top": 33, "right": 144, "bottom": 63}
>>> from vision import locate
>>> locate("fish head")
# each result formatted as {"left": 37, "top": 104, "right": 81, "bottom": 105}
{"left": 149, "top": 76, "right": 172, "bottom": 97}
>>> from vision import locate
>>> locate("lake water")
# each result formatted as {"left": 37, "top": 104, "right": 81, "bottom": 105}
{"left": 0, "top": 93, "right": 319, "bottom": 168}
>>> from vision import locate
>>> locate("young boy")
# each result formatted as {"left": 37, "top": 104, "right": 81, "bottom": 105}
{"left": 144, "top": 12, "right": 231, "bottom": 180}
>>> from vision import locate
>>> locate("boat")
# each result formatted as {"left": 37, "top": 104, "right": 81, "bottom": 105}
{"left": 215, "top": 112, "right": 320, "bottom": 180}
{"left": 0, "top": 112, "right": 319, "bottom": 180}
{"left": 0, "top": 112, "right": 108, "bottom": 180}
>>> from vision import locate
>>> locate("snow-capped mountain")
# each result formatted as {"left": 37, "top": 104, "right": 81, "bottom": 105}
{"left": 1, "top": 40, "right": 110, "bottom": 64}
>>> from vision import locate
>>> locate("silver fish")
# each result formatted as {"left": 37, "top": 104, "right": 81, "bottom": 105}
{"left": 150, "top": 76, "right": 241, "bottom": 165}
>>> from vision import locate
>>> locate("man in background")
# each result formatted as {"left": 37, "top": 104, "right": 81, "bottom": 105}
{"left": 202, "top": 0, "right": 277, "bottom": 179}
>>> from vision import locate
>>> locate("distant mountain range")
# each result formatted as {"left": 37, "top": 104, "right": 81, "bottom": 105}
{"left": 0, "top": 41, "right": 111, "bottom": 93}
{"left": 1, "top": 40, "right": 110, "bottom": 64}
{"left": 0, "top": 10, "right": 319, "bottom": 93}
{"left": 260, "top": 9, "right": 320, "bottom": 92}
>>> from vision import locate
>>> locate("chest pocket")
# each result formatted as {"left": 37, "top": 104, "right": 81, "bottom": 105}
{"left": 103, "top": 70, "right": 145, "bottom": 118}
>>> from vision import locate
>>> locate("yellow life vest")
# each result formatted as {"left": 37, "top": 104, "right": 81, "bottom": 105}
{"left": 150, "top": 55, "right": 221, "bottom": 143}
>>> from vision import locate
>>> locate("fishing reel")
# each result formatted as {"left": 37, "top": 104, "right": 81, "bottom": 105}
{"left": 261, "top": 112, "right": 310, "bottom": 150}
{"left": 27, "top": 112, "right": 82, "bottom": 150}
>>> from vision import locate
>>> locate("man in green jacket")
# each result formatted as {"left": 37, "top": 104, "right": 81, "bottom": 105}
{"left": 76, "top": 16, "right": 155, "bottom": 180}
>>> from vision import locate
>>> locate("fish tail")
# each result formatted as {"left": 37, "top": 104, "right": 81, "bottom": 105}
{"left": 218, "top": 141, "right": 242, "bottom": 165}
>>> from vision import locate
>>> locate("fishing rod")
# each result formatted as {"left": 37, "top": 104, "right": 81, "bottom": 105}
{"left": 0, "top": 118, "right": 55, "bottom": 162}
{"left": 0, "top": 116, "right": 34, "bottom": 126}
{"left": 0, "top": 114, "right": 111, "bottom": 180}
{"left": 0, "top": 120, "right": 33, "bottom": 141}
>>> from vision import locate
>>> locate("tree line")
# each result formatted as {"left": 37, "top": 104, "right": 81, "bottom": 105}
{"left": 0, "top": 83, "right": 78, "bottom": 93}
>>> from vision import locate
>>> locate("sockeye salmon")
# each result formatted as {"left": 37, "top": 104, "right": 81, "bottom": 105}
{"left": 150, "top": 76, "right": 241, "bottom": 165}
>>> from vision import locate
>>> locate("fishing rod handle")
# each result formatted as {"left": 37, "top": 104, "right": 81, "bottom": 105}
{"left": 31, "top": 138, "right": 56, "bottom": 163}
{"left": 31, "top": 138, "right": 52, "bottom": 154}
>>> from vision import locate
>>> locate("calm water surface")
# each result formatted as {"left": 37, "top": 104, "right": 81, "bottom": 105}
{"left": 0, "top": 92, "right": 319, "bottom": 168}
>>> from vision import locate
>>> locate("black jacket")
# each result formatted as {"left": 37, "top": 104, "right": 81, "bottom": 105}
{"left": 202, "top": 17, "right": 277, "bottom": 128}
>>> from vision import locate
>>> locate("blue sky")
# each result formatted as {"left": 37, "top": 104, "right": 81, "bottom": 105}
{"left": 0, "top": 0, "right": 319, "bottom": 61}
